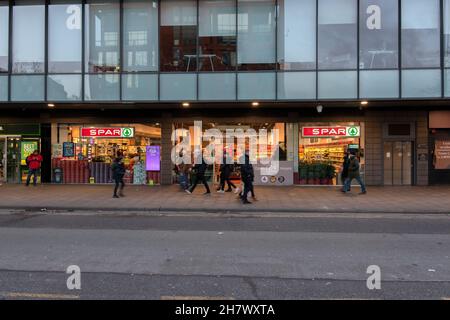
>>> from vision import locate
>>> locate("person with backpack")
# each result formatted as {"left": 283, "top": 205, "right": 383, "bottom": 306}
{"left": 185, "top": 154, "right": 210, "bottom": 195}
{"left": 240, "top": 152, "right": 255, "bottom": 204}
{"left": 217, "top": 152, "right": 236, "bottom": 193}
{"left": 343, "top": 151, "right": 366, "bottom": 195}
{"left": 111, "top": 151, "right": 126, "bottom": 198}
{"left": 25, "top": 150, "right": 43, "bottom": 186}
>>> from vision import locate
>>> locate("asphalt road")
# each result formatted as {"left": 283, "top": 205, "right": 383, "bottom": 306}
{"left": 0, "top": 212, "right": 449, "bottom": 300}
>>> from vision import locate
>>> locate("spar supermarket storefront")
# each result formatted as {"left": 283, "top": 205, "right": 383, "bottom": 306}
{"left": 50, "top": 124, "right": 162, "bottom": 185}
{"left": 297, "top": 123, "right": 364, "bottom": 186}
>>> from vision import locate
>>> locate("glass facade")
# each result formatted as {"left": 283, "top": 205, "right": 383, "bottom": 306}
{"left": 0, "top": 0, "right": 449, "bottom": 102}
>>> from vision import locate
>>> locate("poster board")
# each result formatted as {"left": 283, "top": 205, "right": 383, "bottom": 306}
{"left": 435, "top": 140, "right": 450, "bottom": 169}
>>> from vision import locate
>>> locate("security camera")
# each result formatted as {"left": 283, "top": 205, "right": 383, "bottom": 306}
{"left": 316, "top": 105, "right": 323, "bottom": 113}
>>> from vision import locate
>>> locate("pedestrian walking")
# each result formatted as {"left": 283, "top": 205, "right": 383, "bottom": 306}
{"left": 111, "top": 151, "right": 126, "bottom": 198}
{"left": 340, "top": 150, "right": 351, "bottom": 191}
{"left": 186, "top": 155, "right": 210, "bottom": 195}
{"left": 217, "top": 153, "right": 236, "bottom": 193}
{"left": 343, "top": 151, "right": 367, "bottom": 195}
{"left": 178, "top": 162, "right": 191, "bottom": 191}
{"left": 240, "top": 153, "right": 254, "bottom": 204}
{"left": 25, "top": 150, "right": 43, "bottom": 186}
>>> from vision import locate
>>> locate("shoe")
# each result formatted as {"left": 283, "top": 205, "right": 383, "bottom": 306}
{"left": 234, "top": 188, "right": 240, "bottom": 194}
{"left": 242, "top": 200, "right": 252, "bottom": 204}
{"left": 217, "top": 190, "right": 225, "bottom": 193}
{"left": 185, "top": 189, "right": 192, "bottom": 194}
{"left": 359, "top": 191, "right": 367, "bottom": 195}
{"left": 204, "top": 192, "right": 211, "bottom": 195}
{"left": 113, "top": 195, "right": 119, "bottom": 198}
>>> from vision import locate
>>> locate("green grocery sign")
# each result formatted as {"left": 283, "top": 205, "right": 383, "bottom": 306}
{"left": 21, "top": 141, "right": 38, "bottom": 165}
{"left": 347, "top": 126, "right": 360, "bottom": 137}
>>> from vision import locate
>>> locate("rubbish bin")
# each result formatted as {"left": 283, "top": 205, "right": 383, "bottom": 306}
{"left": 53, "top": 168, "right": 63, "bottom": 184}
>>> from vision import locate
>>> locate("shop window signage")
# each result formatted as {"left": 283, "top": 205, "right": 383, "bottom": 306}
{"left": 302, "top": 126, "right": 361, "bottom": 138}
{"left": 80, "top": 127, "right": 135, "bottom": 138}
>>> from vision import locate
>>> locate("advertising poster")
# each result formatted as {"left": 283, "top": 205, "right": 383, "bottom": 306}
{"left": 434, "top": 139, "right": 450, "bottom": 169}
{"left": 20, "top": 141, "right": 38, "bottom": 165}
{"left": 63, "top": 142, "right": 75, "bottom": 157}
{"left": 146, "top": 146, "right": 160, "bottom": 171}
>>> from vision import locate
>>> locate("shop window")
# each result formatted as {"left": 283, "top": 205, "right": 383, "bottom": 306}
{"left": 51, "top": 124, "right": 162, "bottom": 185}
{"left": 298, "top": 122, "right": 364, "bottom": 185}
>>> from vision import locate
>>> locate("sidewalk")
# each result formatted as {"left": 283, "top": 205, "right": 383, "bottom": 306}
{"left": 1, "top": 184, "right": 449, "bottom": 214}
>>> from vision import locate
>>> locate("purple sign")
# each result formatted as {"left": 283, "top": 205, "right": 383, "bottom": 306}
{"left": 146, "top": 146, "right": 160, "bottom": 171}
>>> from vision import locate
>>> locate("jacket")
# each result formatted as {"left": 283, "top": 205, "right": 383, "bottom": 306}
{"left": 348, "top": 156, "right": 360, "bottom": 179}
{"left": 111, "top": 158, "right": 126, "bottom": 179}
{"left": 192, "top": 159, "right": 207, "bottom": 176}
{"left": 240, "top": 155, "right": 254, "bottom": 182}
{"left": 26, "top": 154, "right": 43, "bottom": 170}
{"left": 341, "top": 155, "right": 350, "bottom": 178}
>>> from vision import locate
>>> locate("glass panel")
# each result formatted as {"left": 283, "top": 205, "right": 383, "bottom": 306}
{"left": 318, "top": 71, "right": 357, "bottom": 99}
{"left": 199, "top": 0, "right": 236, "bottom": 71}
{"left": 237, "top": 72, "right": 275, "bottom": 100}
{"left": 160, "top": 73, "right": 196, "bottom": 100}
{"left": 160, "top": 0, "right": 197, "bottom": 72}
{"left": 11, "top": 75, "right": 45, "bottom": 101}
{"left": 237, "top": 0, "right": 276, "bottom": 70}
{"left": 199, "top": 73, "right": 236, "bottom": 100}
{"left": 0, "top": 75, "right": 7, "bottom": 100}
{"left": 277, "top": 72, "right": 316, "bottom": 100}
{"left": 392, "top": 141, "right": 403, "bottom": 185}
{"left": 444, "top": 0, "right": 450, "bottom": 67}
{"left": 359, "top": 70, "right": 399, "bottom": 98}
{"left": 383, "top": 142, "right": 393, "bottom": 185}
{"left": 123, "top": 0, "right": 158, "bottom": 72}
{"left": 444, "top": 69, "right": 450, "bottom": 97}
{"left": 402, "top": 142, "right": 412, "bottom": 185}
{"left": 0, "top": 3, "right": 8, "bottom": 72}
{"left": 12, "top": 2, "right": 45, "bottom": 73}
{"left": 122, "top": 74, "right": 158, "bottom": 101}
{"left": 318, "top": 0, "right": 357, "bottom": 70}
{"left": 85, "top": 0, "right": 120, "bottom": 72}
{"left": 402, "top": 69, "right": 441, "bottom": 98}
{"left": 277, "top": 0, "right": 316, "bottom": 70}
{"left": 401, "top": 0, "right": 440, "bottom": 68}
{"left": 359, "top": 0, "right": 398, "bottom": 69}
{"left": 48, "top": 74, "right": 82, "bottom": 101}
{"left": 84, "top": 74, "right": 119, "bottom": 100}
{"left": 49, "top": 3, "right": 82, "bottom": 73}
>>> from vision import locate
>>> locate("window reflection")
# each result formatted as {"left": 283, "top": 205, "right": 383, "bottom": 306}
{"left": 238, "top": 0, "right": 276, "bottom": 71}
{"left": 318, "top": 0, "right": 357, "bottom": 70}
{"left": 198, "top": 0, "right": 236, "bottom": 72}
{"left": 359, "top": 0, "right": 398, "bottom": 69}
{"left": 12, "top": 2, "right": 45, "bottom": 73}
{"left": 85, "top": 0, "right": 120, "bottom": 73}
{"left": 0, "top": 2, "right": 8, "bottom": 72}
{"left": 160, "top": 0, "right": 197, "bottom": 72}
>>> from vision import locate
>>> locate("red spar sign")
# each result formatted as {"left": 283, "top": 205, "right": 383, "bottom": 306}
{"left": 302, "top": 126, "right": 360, "bottom": 137}
{"left": 80, "top": 127, "right": 134, "bottom": 138}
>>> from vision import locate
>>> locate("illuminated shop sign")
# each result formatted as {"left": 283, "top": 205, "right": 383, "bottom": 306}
{"left": 80, "top": 127, "right": 135, "bottom": 138}
{"left": 302, "top": 126, "right": 361, "bottom": 138}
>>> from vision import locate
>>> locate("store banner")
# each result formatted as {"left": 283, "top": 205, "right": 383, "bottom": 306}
{"left": 302, "top": 126, "right": 360, "bottom": 138}
{"left": 80, "top": 127, "right": 135, "bottom": 138}
{"left": 435, "top": 140, "right": 450, "bottom": 169}
{"left": 146, "top": 146, "right": 161, "bottom": 171}
{"left": 20, "top": 141, "right": 38, "bottom": 166}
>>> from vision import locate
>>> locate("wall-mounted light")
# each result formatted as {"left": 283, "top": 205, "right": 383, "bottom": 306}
{"left": 252, "top": 102, "right": 259, "bottom": 107}
{"left": 182, "top": 102, "right": 190, "bottom": 108}
{"left": 48, "top": 103, "right": 55, "bottom": 108}
{"left": 360, "top": 101, "right": 369, "bottom": 106}
{"left": 316, "top": 105, "right": 323, "bottom": 113}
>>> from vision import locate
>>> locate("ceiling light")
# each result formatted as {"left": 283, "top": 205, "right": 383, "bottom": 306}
{"left": 360, "top": 101, "right": 369, "bottom": 105}
{"left": 316, "top": 105, "right": 323, "bottom": 113}
{"left": 48, "top": 103, "right": 55, "bottom": 108}
{"left": 252, "top": 102, "right": 259, "bottom": 107}
{"left": 182, "top": 102, "right": 190, "bottom": 108}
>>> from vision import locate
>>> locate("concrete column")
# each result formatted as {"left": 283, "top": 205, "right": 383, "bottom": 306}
{"left": 160, "top": 116, "right": 173, "bottom": 185}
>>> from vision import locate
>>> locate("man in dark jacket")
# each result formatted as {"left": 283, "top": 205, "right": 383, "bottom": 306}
{"left": 186, "top": 155, "right": 210, "bottom": 195}
{"left": 240, "top": 153, "right": 254, "bottom": 204}
{"left": 341, "top": 150, "right": 351, "bottom": 191}
{"left": 343, "top": 151, "right": 366, "bottom": 195}
{"left": 217, "top": 153, "right": 236, "bottom": 193}
{"left": 111, "top": 152, "right": 126, "bottom": 198}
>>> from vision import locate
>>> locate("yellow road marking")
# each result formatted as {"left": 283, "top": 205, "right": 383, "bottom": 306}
{"left": 3, "top": 292, "right": 79, "bottom": 299}
{"left": 161, "top": 296, "right": 235, "bottom": 301}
